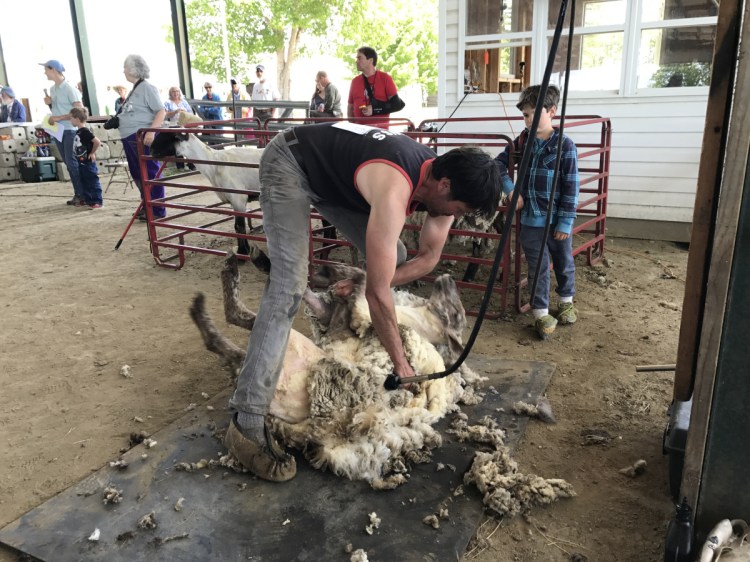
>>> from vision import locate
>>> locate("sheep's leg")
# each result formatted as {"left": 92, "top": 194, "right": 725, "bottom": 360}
{"left": 318, "top": 219, "right": 337, "bottom": 261}
{"left": 221, "top": 251, "right": 258, "bottom": 330}
{"left": 190, "top": 293, "right": 246, "bottom": 373}
{"left": 247, "top": 244, "right": 271, "bottom": 273}
{"left": 230, "top": 214, "right": 272, "bottom": 274}
{"left": 235, "top": 215, "right": 251, "bottom": 257}
{"left": 462, "top": 240, "right": 483, "bottom": 283}
{"left": 349, "top": 246, "right": 360, "bottom": 267}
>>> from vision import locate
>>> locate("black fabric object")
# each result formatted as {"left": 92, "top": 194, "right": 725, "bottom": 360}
{"left": 361, "top": 74, "right": 405, "bottom": 115}
{"left": 103, "top": 115, "right": 119, "bottom": 130}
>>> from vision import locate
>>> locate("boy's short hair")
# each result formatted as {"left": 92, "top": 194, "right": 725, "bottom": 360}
{"left": 516, "top": 84, "right": 560, "bottom": 111}
{"left": 70, "top": 107, "right": 89, "bottom": 122}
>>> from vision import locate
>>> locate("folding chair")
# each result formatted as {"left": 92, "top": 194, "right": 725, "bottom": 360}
{"left": 103, "top": 161, "right": 135, "bottom": 194}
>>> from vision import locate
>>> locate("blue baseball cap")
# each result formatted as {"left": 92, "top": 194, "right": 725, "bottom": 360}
{"left": 1, "top": 87, "right": 15, "bottom": 98}
{"left": 40, "top": 60, "right": 65, "bottom": 73}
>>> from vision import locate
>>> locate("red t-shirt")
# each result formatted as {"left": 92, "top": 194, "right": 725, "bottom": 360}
{"left": 348, "top": 71, "right": 398, "bottom": 123}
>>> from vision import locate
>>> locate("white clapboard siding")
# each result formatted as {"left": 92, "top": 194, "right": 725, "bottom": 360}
{"left": 441, "top": 0, "right": 709, "bottom": 225}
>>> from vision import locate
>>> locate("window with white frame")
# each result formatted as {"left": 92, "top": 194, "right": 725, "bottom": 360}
{"left": 463, "top": 0, "right": 534, "bottom": 94}
{"left": 461, "top": 0, "right": 718, "bottom": 97}
{"left": 547, "top": 0, "right": 627, "bottom": 92}
{"left": 637, "top": 0, "right": 717, "bottom": 89}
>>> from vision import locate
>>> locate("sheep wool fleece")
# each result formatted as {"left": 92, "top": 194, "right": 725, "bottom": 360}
{"left": 230, "top": 125, "right": 434, "bottom": 418}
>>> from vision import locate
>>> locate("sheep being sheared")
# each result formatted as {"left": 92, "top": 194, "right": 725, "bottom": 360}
{"left": 190, "top": 252, "right": 483, "bottom": 488}
{"left": 150, "top": 114, "right": 269, "bottom": 271}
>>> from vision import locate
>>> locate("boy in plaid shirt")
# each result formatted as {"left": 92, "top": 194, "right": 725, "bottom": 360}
{"left": 495, "top": 84, "right": 580, "bottom": 339}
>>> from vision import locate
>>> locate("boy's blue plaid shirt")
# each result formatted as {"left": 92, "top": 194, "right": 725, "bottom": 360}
{"left": 495, "top": 129, "right": 580, "bottom": 234}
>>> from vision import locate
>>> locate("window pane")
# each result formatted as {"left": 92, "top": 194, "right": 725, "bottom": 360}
{"left": 642, "top": 0, "right": 718, "bottom": 22}
{"left": 464, "top": 44, "right": 531, "bottom": 94}
{"left": 467, "top": 0, "right": 533, "bottom": 36}
{"left": 549, "top": 0, "right": 626, "bottom": 28}
{"left": 638, "top": 26, "right": 714, "bottom": 88}
{"left": 549, "top": 32, "right": 623, "bottom": 91}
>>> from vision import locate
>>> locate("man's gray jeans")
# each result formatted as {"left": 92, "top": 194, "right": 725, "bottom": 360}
{"left": 229, "top": 131, "right": 407, "bottom": 416}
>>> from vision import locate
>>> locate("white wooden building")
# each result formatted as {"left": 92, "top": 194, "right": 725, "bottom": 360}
{"left": 438, "top": 0, "right": 718, "bottom": 241}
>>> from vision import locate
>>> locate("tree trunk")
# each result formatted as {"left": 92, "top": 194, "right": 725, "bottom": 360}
{"left": 277, "top": 26, "right": 303, "bottom": 100}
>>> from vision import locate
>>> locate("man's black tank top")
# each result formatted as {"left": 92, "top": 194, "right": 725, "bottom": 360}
{"left": 292, "top": 122, "right": 436, "bottom": 214}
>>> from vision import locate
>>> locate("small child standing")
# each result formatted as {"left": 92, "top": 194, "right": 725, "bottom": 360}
{"left": 69, "top": 107, "right": 103, "bottom": 209}
{"left": 495, "top": 84, "right": 580, "bottom": 339}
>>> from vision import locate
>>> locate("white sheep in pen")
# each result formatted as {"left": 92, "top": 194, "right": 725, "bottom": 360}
{"left": 149, "top": 114, "right": 270, "bottom": 271}
{"left": 190, "top": 252, "right": 483, "bottom": 489}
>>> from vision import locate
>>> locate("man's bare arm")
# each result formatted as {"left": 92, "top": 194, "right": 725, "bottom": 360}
{"left": 391, "top": 214, "right": 452, "bottom": 287}
{"left": 359, "top": 163, "right": 415, "bottom": 378}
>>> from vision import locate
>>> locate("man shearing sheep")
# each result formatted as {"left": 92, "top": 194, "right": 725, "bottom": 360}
{"left": 226, "top": 122, "right": 501, "bottom": 482}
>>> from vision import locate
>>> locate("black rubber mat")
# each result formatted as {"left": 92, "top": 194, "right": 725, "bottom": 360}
{"left": 0, "top": 357, "right": 554, "bottom": 561}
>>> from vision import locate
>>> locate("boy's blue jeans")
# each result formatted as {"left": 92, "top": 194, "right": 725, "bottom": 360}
{"left": 54, "top": 130, "right": 83, "bottom": 199}
{"left": 520, "top": 225, "right": 576, "bottom": 311}
{"left": 78, "top": 159, "right": 103, "bottom": 205}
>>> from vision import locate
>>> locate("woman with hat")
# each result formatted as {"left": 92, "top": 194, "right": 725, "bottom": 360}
{"left": 225, "top": 78, "right": 248, "bottom": 120}
{"left": 0, "top": 87, "right": 26, "bottom": 123}
{"left": 113, "top": 85, "right": 128, "bottom": 113}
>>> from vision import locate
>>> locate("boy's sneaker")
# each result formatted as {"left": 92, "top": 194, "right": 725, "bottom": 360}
{"left": 557, "top": 302, "right": 577, "bottom": 325}
{"left": 535, "top": 314, "right": 558, "bottom": 340}
{"left": 88, "top": 203, "right": 103, "bottom": 209}
{"left": 74, "top": 199, "right": 87, "bottom": 207}
{"left": 67, "top": 196, "right": 82, "bottom": 206}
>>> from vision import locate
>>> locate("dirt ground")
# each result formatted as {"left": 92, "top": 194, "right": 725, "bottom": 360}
{"left": 0, "top": 176, "right": 687, "bottom": 561}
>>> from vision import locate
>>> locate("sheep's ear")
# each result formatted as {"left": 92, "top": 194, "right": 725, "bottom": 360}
{"left": 303, "top": 289, "right": 332, "bottom": 325}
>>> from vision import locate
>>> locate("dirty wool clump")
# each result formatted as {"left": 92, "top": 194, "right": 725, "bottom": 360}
{"left": 451, "top": 413, "right": 576, "bottom": 518}
{"left": 464, "top": 448, "right": 576, "bottom": 518}
{"left": 512, "top": 397, "right": 557, "bottom": 424}
{"left": 446, "top": 413, "right": 506, "bottom": 449}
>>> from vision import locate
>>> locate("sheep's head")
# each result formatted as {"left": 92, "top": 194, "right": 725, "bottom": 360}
{"left": 304, "top": 265, "right": 366, "bottom": 342}
{"left": 150, "top": 131, "right": 189, "bottom": 159}
{"left": 309, "top": 263, "right": 366, "bottom": 289}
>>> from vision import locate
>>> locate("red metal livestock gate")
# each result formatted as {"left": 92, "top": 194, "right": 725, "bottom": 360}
{"left": 136, "top": 115, "right": 610, "bottom": 317}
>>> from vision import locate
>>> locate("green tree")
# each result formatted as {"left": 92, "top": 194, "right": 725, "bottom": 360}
{"left": 176, "top": 0, "right": 438, "bottom": 100}
{"left": 177, "top": 0, "right": 347, "bottom": 97}
{"left": 336, "top": 0, "right": 438, "bottom": 95}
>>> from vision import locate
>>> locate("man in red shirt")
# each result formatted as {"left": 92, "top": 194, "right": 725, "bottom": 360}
{"left": 347, "top": 46, "right": 399, "bottom": 125}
